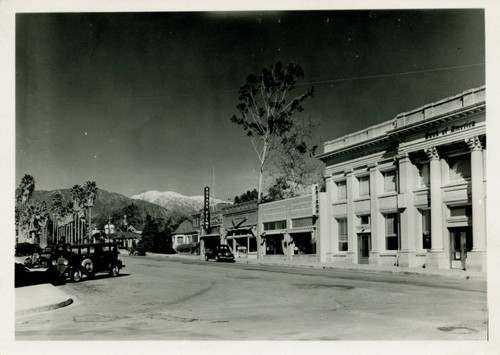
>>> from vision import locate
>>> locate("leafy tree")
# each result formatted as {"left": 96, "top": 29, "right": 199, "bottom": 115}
{"left": 141, "top": 214, "right": 175, "bottom": 254}
{"left": 231, "top": 61, "right": 314, "bottom": 201}
{"left": 268, "top": 116, "right": 325, "bottom": 198}
{"left": 233, "top": 189, "right": 259, "bottom": 204}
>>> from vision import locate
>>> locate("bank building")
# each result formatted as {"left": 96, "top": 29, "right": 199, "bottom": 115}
{"left": 317, "top": 86, "right": 486, "bottom": 272}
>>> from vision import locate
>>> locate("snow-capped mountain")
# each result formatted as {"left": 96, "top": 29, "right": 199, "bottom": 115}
{"left": 131, "top": 191, "right": 231, "bottom": 214}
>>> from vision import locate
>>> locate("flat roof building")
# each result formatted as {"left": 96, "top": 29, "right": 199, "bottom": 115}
{"left": 318, "top": 87, "right": 486, "bottom": 272}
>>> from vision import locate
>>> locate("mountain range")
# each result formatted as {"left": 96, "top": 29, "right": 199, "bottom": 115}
{"left": 25, "top": 189, "right": 231, "bottom": 229}
{"left": 131, "top": 191, "right": 231, "bottom": 215}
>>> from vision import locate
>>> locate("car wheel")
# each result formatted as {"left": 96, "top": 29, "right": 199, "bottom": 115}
{"left": 39, "top": 258, "right": 48, "bottom": 268}
{"left": 81, "top": 259, "right": 94, "bottom": 274}
{"left": 110, "top": 265, "right": 119, "bottom": 277}
{"left": 205, "top": 255, "right": 209, "bottom": 261}
{"left": 24, "top": 257, "right": 32, "bottom": 268}
{"left": 215, "top": 255, "right": 219, "bottom": 262}
{"left": 71, "top": 269, "right": 82, "bottom": 282}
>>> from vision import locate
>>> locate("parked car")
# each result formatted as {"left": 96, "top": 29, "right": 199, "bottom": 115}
{"left": 129, "top": 243, "right": 146, "bottom": 256}
{"left": 205, "top": 244, "right": 235, "bottom": 262}
{"left": 24, "top": 246, "right": 54, "bottom": 268}
{"left": 15, "top": 242, "right": 41, "bottom": 257}
{"left": 48, "top": 242, "right": 125, "bottom": 283}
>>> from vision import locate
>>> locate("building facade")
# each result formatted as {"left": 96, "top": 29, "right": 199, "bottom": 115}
{"left": 221, "top": 200, "right": 259, "bottom": 259}
{"left": 318, "top": 87, "right": 486, "bottom": 271}
{"left": 172, "top": 220, "right": 199, "bottom": 250}
{"left": 259, "top": 189, "right": 320, "bottom": 262}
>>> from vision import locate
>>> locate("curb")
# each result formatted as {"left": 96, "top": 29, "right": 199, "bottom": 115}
{"left": 16, "top": 297, "right": 74, "bottom": 317}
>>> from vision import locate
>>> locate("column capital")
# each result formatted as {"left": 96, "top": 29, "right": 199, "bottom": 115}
{"left": 396, "top": 152, "right": 411, "bottom": 163}
{"left": 424, "top": 146, "right": 439, "bottom": 160}
{"left": 465, "top": 136, "right": 483, "bottom": 152}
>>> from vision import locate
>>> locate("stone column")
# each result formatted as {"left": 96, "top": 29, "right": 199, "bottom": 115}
{"left": 318, "top": 177, "right": 333, "bottom": 262}
{"left": 368, "top": 164, "right": 380, "bottom": 264}
{"left": 345, "top": 170, "right": 357, "bottom": 264}
{"left": 397, "top": 153, "right": 417, "bottom": 267}
{"left": 425, "top": 146, "right": 447, "bottom": 269}
{"left": 466, "top": 136, "right": 486, "bottom": 271}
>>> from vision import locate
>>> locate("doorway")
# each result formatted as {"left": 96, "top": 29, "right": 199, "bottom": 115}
{"left": 358, "top": 233, "right": 370, "bottom": 264}
{"left": 449, "top": 227, "right": 472, "bottom": 270}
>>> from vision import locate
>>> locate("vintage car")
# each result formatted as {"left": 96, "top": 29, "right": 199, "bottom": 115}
{"left": 204, "top": 244, "right": 235, "bottom": 262}
{"left": 15, "top": 242, "right": 41, "bottom": 257}
{"left": 48, "top": 242, "right": 125, "bottom": 283}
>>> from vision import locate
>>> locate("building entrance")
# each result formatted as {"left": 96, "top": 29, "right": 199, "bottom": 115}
{"left": 358, "top": 233, "right": 370, "bottom": 264}
{"left": 449, "top": 227, "right": 472, "bottom": 270}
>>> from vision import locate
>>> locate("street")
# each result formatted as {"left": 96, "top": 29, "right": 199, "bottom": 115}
{"left": 15, "top": 253, "right": 487, "bottom": 340}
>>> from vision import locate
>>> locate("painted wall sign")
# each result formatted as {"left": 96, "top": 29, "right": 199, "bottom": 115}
{"left": 425, "top": 121, "right": 475, "bottom": 140}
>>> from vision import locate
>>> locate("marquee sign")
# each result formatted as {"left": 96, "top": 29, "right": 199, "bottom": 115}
{"left": 203, "top": 186, "right": 210, "bottom": 229}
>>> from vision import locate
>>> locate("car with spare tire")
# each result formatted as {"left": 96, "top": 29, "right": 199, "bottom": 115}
{"left": 48, "top": 242, "right": 124, "bottom": 283}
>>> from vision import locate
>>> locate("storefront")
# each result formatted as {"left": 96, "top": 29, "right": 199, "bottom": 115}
{"left": 222, "top": 201, "right": 259, "bottom": 259}
{"left": 318, "top": 86, "right": 486, "bottom": 271}
{"left": 259, "top": 191, "right": 319, "bottom": 262}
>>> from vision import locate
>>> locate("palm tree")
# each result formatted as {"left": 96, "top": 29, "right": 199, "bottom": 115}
{"left": 50, "top": 191, "right": 64, "bottom": 243}
{"left": 70, "top": 185, "right": 85, "bottom": 244}
{"left": 16, "top": 174, "right": 36, "bottom": 243}
{"left": 19, "top": 201, "right": 49, "bottom": 244}
{"left": 16, "top": 174, "right": 35, "bottom": 205}
{"left": 83, "top": 181, "right": 99, "bottom": 241}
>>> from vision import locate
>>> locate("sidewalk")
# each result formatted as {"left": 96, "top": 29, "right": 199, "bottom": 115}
{"left": 16, "top": 284, "right": 74, "bottom": 317}
{"left": 153, "top": 252, "right": 486, "bottom": 281}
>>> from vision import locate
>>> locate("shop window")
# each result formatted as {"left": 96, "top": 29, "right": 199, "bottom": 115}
{"left": 383, "top": 170, "right": 398, "bottom": 193}
{"left": 292, "top": 233, "right": 316, "bottom": 254}
{"left": 336, "top": 180, "right": 347, "bottom": 200}
{"left": 263, "top": 220, "right": 287, "bottom": 231}
{"left": 358, "top": 176, "right": 370, "bottom": 196}
{"left": 265, "top": 235, "right": 284, "bottom": 254}
{"left": 417, "top": 163, "right": 430, "bottom": 188}
{"left": 337, "top": 218, "right": 348, "bottom": 251}
{"left": 249, "top": 237, "right": 257, "bottom": 252}
{"left": 292, "top": 217, "right": 313, "bottom": 228}
{"left": 384, "top": 213, "right": 399, "bottom": 250}
{"left": 421, "top": 209, "right": 431, "bottom": 250}
{"left": 448, "top": 155, "right": 471, "bottom": 181}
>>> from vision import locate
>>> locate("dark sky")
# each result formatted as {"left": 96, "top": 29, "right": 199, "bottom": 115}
{"left": 15, "top": 10, "right": 485, "bottom": 200}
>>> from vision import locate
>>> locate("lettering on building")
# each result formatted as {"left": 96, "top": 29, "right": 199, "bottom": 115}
{"left": 425, "top": 121, "right": 475, "bottom": 140}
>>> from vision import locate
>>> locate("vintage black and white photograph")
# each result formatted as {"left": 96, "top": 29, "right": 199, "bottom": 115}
{"left": 2, "top": 0, "right": 499, "bottom": 353}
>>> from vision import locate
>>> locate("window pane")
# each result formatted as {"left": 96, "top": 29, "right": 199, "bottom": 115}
{"left": 359, "top": 176, "right": 370, "bottom": 196}
{"left": 421, "top": 210, "right": 431, "bottom": 249}
{"left": 384, "top": 171, "right": 397, "bottom": 192}
{"left": 337, "top": 181, "right": 347, "bottom": 200}
{"left": 292, "top": 217, "right": 313, "bottom": 228}
{"left": 384, "top": 213, "right": 399, "bottom": 250}
{"left": 337, "top": 218, "right": 348, "bottom": 251}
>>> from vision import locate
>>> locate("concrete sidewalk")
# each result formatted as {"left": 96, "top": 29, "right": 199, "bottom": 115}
{"left": 151, "top": 252, "right": 487, "bottom": 281}
{"left": 16, "top": 284, "right": 74, "bottom": 317}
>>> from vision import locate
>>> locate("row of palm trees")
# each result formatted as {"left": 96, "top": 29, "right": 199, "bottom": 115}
{"left": 50, "top": 181, "right": 99, "bottom": 244}
{"left": 15, "top": 174, "right": 99, "bottom": 246}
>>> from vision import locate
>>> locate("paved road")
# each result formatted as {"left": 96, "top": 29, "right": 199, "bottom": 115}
{"left": 15, "top": 254, "right": 487, "bottom": 340}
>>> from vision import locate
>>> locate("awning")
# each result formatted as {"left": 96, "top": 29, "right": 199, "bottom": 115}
{"left": 226, "top": 234, "right": 254, "bottom": 239}
{"left": 200, "top": 234, "right": 220, "bottom": 238}
{"left": 289, "top": 227, "right": 315, "bottom": 234}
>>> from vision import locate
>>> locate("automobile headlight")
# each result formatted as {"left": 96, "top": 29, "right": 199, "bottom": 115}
{"left": 63, "top": 259, "right": 69, "bottom": 265}
{"left": 52, "top": 260, "right": 57, "bottom": 266}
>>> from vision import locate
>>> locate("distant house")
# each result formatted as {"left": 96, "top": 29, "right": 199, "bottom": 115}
{"left": 172, "top": 220, "right": 199, "bottom": 250}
